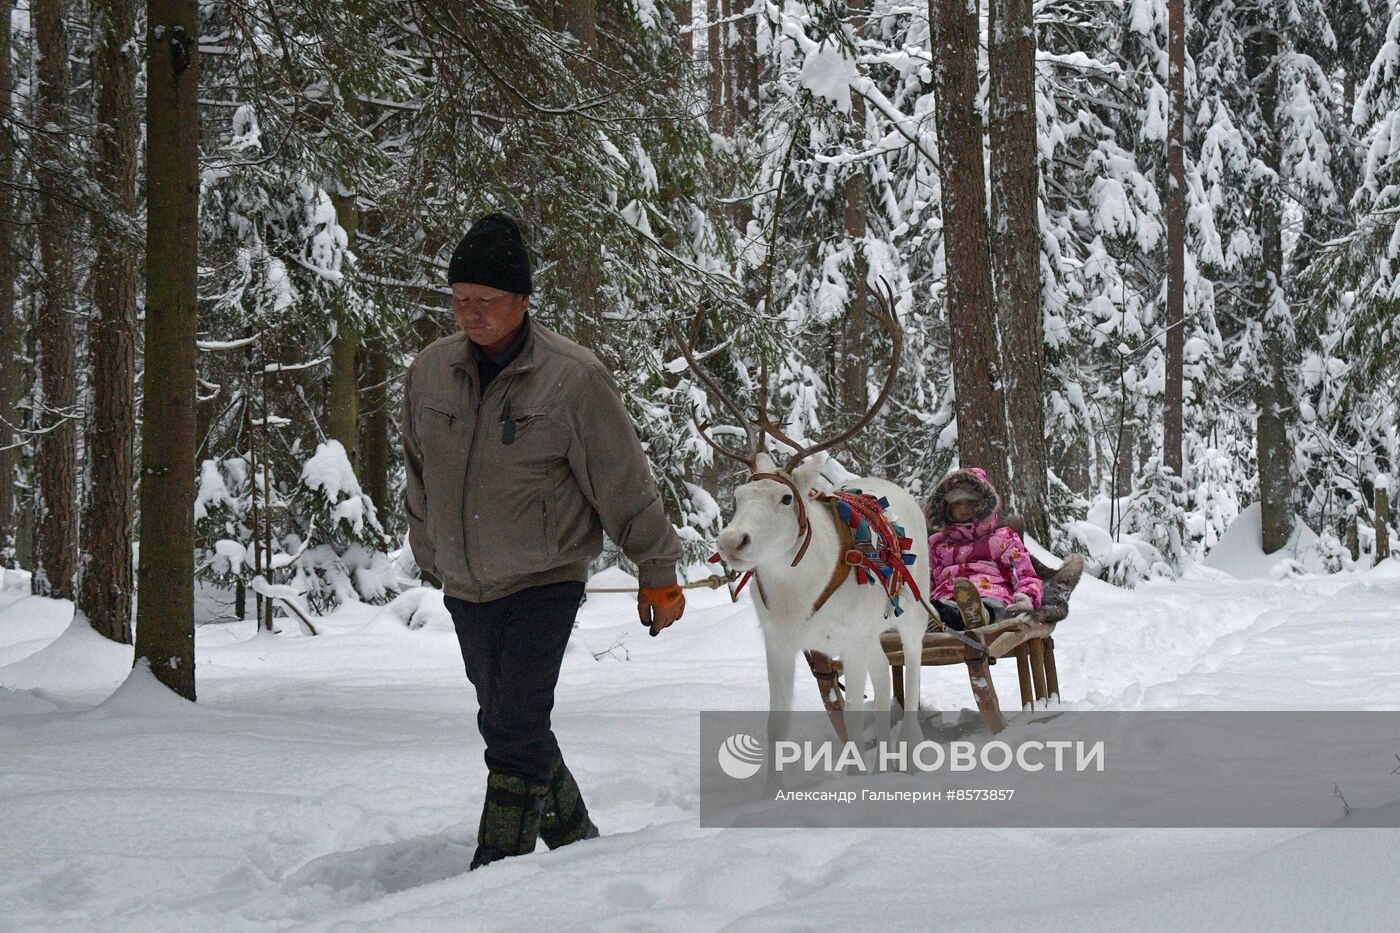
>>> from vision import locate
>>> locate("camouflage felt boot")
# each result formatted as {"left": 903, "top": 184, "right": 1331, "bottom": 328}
{"left": 952, "top": 577, "right": 991, "bottom": 629}
{"left": 470, "top": 772, "right": 549, "bottom": 870}
{"left": 539, "top": 756, "right": 600, "bottom": 849}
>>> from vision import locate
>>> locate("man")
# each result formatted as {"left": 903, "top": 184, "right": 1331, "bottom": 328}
{"left": 402, "top": 212, "right": 685, "bottom": 869}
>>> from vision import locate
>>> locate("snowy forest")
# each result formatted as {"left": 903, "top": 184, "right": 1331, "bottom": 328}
{"left": 5, "top": 0, "right": 1400, "bottom": 688}
{"left": 4, "top": 0, "right": 1400, "bottom": 926}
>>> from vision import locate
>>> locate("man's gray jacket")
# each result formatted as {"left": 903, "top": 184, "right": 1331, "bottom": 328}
{"left": 402, "top": 321, "right": 681, "bottom": 602}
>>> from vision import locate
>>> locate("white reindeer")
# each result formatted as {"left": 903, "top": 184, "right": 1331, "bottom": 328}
{"left": 680, "top": 283, "right": 929, "bottom": 756}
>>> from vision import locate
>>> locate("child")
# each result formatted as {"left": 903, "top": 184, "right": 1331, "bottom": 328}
{"left": 925, "top": 467, "right": 1042, "bottom": 630}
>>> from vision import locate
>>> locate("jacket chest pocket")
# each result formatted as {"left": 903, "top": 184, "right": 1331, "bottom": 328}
{"left": 489, "top": 406, "right": 564, "bottom": 473}
{"left": 418, "top": 400, "right": 470, "bottom": 460}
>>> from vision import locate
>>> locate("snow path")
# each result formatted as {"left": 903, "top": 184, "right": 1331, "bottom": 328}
{"left": 2, "top": 567, "right": 1399, "bottom": 931}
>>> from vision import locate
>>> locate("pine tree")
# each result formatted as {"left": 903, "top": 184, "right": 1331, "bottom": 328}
{"left": 136, "top": 0, "right": 199, "bottom": 699}
{"left": 0, "top": 0, "right": 17, "bottom": 565}
{"left": 1192, "top": 0, "right": 1341, "bottom": 555}
{"left": 31, "top": 0, "right": 79, "bottom": 600}
{"left": 928, "top": 0, "right": 1011, "bottom": 493}
{"left": 79, "top": 0, "right": 140, "bottom": 644}
{"left": 1163, "top": 0, "right": 1186, "bottom": 478}
{"left": 1291, "top": 4, "right": 1397, "bottom": 543}
{"left": 1256, "top": 2, "right": 1336, "bottom": 554}
{"left": 1122, "top": 453, "right": 1188, "bottom": 571}
{"left": 989, "top": 0, "right": 1049, "bottom": 537}
{"left": 1346, "top": 4, "right": 1400, "bottom": 311}
{"left": 194, "top": 457, "right": 253, "bottom": 598}
{"left": 288, "top": 440, "right": 395, "bottom": 612}
{"left": 327, "top": 83, "right": 361, "bottom": 478}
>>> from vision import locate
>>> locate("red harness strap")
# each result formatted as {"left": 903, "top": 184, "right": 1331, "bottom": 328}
{"left": 816, "top": 489, "right": 923, "bottom": 607}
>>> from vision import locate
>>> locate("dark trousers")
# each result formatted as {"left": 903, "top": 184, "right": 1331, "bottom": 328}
{"left": 444, "top": 581, "right": 585, "bottom": 785}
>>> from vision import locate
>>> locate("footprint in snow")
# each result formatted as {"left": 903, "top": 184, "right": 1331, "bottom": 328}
{"left": 275, "top": 830, "right": 475, "bottom": 909}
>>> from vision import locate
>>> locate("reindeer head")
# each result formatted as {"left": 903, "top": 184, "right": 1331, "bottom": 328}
{"left": 715, "top": 453, "right": 825, "bottom": 570}
{"left": 679, "top": 280, "right": 905, "bottom": 571}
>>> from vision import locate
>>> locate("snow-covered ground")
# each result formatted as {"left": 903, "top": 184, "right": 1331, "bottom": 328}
{"left": 3, "top": 553, "right": 1400, "bottom": 931}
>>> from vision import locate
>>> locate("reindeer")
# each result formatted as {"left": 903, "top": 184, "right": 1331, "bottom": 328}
{"left": 679, "top": 283, "right": 930, "bottom": 757}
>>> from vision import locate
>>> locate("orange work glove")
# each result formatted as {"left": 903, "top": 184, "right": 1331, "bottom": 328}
{"left": 638, "top": 584, "right": 685, "bottom": 637}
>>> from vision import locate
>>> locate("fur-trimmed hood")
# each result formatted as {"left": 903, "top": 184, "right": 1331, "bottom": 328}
{"left": 925, "top": 467, "right": 1001, "bottom": 529}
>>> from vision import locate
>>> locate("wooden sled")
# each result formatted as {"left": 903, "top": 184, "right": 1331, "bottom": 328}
{"left": 804, "top": 539, "right": 1084, "bottom": 738}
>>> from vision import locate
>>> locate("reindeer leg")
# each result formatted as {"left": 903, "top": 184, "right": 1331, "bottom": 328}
{"left": 870, "top": 654, "right": 892, "bottom": 712}
{"left": 841, "top": 651, "right": 870, "bottom": 768}
{"left": 868, "top": 639, "right": 894, "bottom": 750}
{"left": 896, "top": 613, "right": 927, "bottom": 747}
{"left": 870, "top": 637, "right": 893, "bottom": 713}
{"left": 764, "top": 635, "right": 797, "bottom": 793}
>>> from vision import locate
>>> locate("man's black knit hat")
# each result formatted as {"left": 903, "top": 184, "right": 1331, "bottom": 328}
{"left": 447, "top": 212, "right": 533, "bottom": 295}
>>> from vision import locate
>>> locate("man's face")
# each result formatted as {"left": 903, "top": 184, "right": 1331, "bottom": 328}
{"left": 451, "top": 283, "right": 529, "bottom": 348}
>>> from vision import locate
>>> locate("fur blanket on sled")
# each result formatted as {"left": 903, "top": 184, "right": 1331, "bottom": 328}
{"left": 994, "top": 515, "right": 1084, "bottom": 626}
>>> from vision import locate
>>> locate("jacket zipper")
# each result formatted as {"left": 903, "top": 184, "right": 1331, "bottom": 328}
{"left": 461, "top": 371, "right": 518, "bottom": 600}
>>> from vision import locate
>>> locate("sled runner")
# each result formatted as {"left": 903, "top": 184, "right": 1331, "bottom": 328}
{"left": 804, "top": 522, "right": 1083, "bottom": 738}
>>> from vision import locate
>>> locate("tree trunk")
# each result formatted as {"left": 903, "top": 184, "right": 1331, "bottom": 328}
{"left": 1115, "top": 415, "right": 1134, "bottom": 500}
{"left": 928, "top": 0, "right": 1011, "bottom": 494}
{"left": 1163, "top": 0, "right": 1186, "bottom": 482}
{"left": 32, "top": 0, "right": 79, "bottom": 600}
{"left": 729, "top": 0, "right": 758, "bottom": 232}
{"left": 1376, "top": 483, "right": 1391, "bottom": 563}
{"left": 260, "top": 365, "right": 274, "bottom": 631}
{"left": 194, "top": 388, "right": 215, "bottom": 460}
{"left": 329, "top": 91, "right": 361, "bottom": 475}
{"left": 244, "top": 390, "right": 264, "bottom": 627}
{"left": 555, "top": 0, "right": 603, "bottom": 350}
{"left": 738, "top": 0, "right": 758, "bottom": 116}
{"left": 555, "top": 0, "right": 596, "bottom": 50}
{"left": 988, "top": 0, "right": 1048, "bottom": 538}
{"left": 725, "top": 0, "right": 759, "bottom": 135}
{"left": 360, "top": 336, "right": 390, "bottom": 530}
{"left": 15, "top": 476, "right": 33, "bottom": 569}
{"left": 1247, "top": 27, "right": 1293, "bottom": 555}
{"left": 136, "top": 0, "right": 199, "bottom": 699}
{"left": 706, "top": 0, "right": 723, "bottom": 134}
{"left": 721, "top": 0, "right": 736, "bottom": 137}
{"left": 1057, "top": 434, "right": 1091, "bottom": 498}
{"left": 672, "top": 0, "right": 692, "bottom": 58}
{"left": 839, "top": 0, "right": 870, "bottom": 471}
{"left": 0, "top": 0, "right": 17, "bottom": 564}
{"left": 1089, "top": 426, "right": 1102, "bottom": 492}
{"left": 79, "top": 0, "right": 139, "bottom": 644}
{"left": 1342, "top": 72, "right": 1355, "bottom": 131}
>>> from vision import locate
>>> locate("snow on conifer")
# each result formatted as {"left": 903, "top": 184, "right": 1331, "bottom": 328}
{"left": 288, "top": 440, "right": 396, "bottom": 612}
{"left": 194, "top": 458, "right": 255, "bottom": 592}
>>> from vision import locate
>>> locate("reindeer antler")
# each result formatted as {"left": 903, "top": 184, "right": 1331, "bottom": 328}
{"left": 673, "top": 316, "right": 761, "bottom": 469}
{"left": 747, "top": 357, "right": 802, "bottom": 457}
{"left": 784, "top": 278, "right": 905, "bottom": 471}
{"left": 673, "top": 278, "right": 904, "bottom": 476}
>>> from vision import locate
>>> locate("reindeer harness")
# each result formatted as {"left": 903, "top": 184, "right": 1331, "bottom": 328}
{"left": 709, "top": 474, "right": 923, "bottom": 622}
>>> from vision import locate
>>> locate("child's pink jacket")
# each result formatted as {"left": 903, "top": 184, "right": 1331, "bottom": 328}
{"left": 926, "top": 467, "right": 1044, "bottom": 608}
